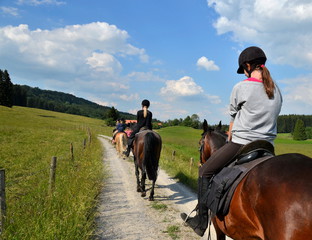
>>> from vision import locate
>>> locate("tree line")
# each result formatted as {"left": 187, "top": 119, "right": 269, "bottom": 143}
{"left": 1, "top": 69, "right": 311, "bottom": 138}
{"left": 0, "top": 69, "right": 135, "bottom": 120}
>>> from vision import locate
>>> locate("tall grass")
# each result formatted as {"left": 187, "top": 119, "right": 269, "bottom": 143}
{"left": 158, "top": 126, "right": 312, "bottom": 191}
{"left": 0, "top": 106, "right": 112, "bottom": 239}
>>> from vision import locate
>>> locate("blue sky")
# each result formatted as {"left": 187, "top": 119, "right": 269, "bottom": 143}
{"left": 1, "top": 0, "right": 312, "bottom": 124}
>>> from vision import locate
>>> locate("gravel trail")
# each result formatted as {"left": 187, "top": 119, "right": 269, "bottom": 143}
{"left": 94, "top": 135, "right": 222, "bottom": 240}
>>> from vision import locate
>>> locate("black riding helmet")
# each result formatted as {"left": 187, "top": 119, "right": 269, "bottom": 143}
{"left": 141, "top": 99, "right": 150, "bottom": 108}
{"left": 237, "top": 46, "right": 267, "bottom": 74}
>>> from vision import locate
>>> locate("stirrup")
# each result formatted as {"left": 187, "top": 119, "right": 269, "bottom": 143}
{"left": 182, "top": 207, "right": 197, "bottom": 224}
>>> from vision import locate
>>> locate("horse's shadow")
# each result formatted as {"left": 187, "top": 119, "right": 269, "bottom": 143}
{"left": 143, "top": 171, "right": 196, "bottom": 205}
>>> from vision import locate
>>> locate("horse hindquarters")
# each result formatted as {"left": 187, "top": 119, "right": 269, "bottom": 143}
{"left": 217, "top": 153, "right": 312, "bottom": 240}
{"left": 143, "top": 132, "right": 161, "bottom": 201}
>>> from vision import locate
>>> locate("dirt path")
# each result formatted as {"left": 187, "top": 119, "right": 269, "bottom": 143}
{"left": 94, "top": 135, "right": 225, "bottom": 240}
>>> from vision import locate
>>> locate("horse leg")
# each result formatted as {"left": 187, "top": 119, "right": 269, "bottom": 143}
{"left": 149, "top": 180, "right": 155, "bottom": 201}
{"left": 140, "top": 171, "right": 146, "bottom": 197}
{"left": 135, "top": 163, "right": 141, "bottom": 192}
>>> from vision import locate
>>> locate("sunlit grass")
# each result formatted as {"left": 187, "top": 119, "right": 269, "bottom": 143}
{"left": 0, "top": 106, "right": 112, "bottom": 239}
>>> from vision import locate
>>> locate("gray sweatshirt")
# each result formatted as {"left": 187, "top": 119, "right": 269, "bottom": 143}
{"left": 229, "top": 78, "right": 283, "bottom": 145}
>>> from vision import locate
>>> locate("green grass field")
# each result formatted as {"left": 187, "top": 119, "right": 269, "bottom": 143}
{"left": 0, "top": 106, "right": 112, "bottom": 239}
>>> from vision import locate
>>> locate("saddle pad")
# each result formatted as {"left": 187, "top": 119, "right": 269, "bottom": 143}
{"left": 207, "top": 155, "right": 272, "bottom": 216}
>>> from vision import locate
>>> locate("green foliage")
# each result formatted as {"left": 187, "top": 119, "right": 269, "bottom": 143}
{"left": 106, "top": 106, "right": 119, "bottom": 121}
{"left": 278, "top": 114, "right": 312, "bottom": 133}
{"left": 11, "top": 84, "right": 136, "bottom": 120}
{"left": 306, "top": 127, "right": 312, "bottom": 139}
{"left": 293, "top": 119, "right": 307, "bottom": 140}
{"left": 0, "top": 69, "right": 13, "bottom": 107}
{"left": 0, "top": 106, "right": 113, "bottom": 239}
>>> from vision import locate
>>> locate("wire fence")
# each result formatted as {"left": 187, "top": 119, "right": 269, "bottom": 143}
{"left": 0, "top": 130, "right": 92, "bottom": 234}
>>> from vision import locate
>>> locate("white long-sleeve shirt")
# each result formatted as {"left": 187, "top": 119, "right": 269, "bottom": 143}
{"left": 229, "top": 78, "right": 283, "bottom": 145}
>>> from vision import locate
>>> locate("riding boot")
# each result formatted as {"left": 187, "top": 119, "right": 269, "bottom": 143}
{"left": 181, "top": 176, "right": 210, "bottom": 237}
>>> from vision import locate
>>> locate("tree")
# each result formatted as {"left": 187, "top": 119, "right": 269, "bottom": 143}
{"left": 293, "top": 119, "right": 307, "bottom": 140}
{"left": 0, "top": 69, "right": 14, "bottom": 107}
{"left": 106, "top": 106, "right": 119, "bottom": 121}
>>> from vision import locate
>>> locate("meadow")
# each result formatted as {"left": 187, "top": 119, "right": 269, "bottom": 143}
{"left": 0, "top": 106, "right": 112, "bottom": 239}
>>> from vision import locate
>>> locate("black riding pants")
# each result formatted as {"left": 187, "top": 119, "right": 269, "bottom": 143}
{"left": 199, "top": 141, "right": 243, "bottom": 179}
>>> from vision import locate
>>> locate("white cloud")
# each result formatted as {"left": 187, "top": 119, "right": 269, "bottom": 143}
{"left": 197, "top": 56, "right": 220, "bottom": 71}
{"left": 0, "top": 22, "right": 148, "bottom": 91}
{"left": 207, "top": 0, "right": 312, "bottom": 69}
{"left": 128, "top": 71, "right": 165, "bottom": 82}
{"left": 86, "top": 52, "right": 122, "bottom": 74}
{"left": 280, "top": 75, "right": 312, "bottom": 113}
{"left": 160, "top": 76, "right": 204, "bottom": 98}
{"left": 0, "top": 7, "right": 19, "bottom": 16}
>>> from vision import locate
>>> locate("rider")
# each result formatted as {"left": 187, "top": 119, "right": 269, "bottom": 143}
{"left": 116, "top": 118, "right": 127, "bottom": 132}
{"left": 124, "top": 99, "right": 153, "bottom": 157}
{"left": 181, "top": 46, "right": 283, "bottom": 236}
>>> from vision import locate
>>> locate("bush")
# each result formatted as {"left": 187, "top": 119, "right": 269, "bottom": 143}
{"left": 293, "top": 119, "right": 307, "bottom": 140}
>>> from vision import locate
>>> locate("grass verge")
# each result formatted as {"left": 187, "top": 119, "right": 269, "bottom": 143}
{"left": 0, "top": 106, "right": 112, "bottom": 239}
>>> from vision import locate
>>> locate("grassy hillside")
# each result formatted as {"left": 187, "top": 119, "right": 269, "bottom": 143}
{"left": 0, "top": 106, "right": 113, "bottom": 239}
{"left": 158, "top": 126, "right": 312, "bottom": 190}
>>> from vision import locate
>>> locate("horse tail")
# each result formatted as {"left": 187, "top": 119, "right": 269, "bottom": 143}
{"left": 122, "top": 132, "right": 127, "bottom": 150}
{"left": 143, "top": 132, "right": 160, "bottom": 181}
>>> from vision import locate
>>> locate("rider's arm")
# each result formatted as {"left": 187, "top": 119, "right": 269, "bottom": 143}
{"left": 228, "top": 121, "right": 233, "bottom": 141}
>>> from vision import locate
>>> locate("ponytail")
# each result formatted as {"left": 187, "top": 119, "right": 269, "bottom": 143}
{"left": 251, "top": 63, "right": 275, "bottom": 99}
{"left": 261, "top": 65, "right": 275, "bottom": 99}
{"left": 143, "top": 106, "right": 147, "bottom": 118}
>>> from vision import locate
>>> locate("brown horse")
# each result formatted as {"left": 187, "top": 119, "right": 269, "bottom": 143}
{"left": 133, "top": 130, "right": 162, "bottom": 201}
{"left": 200, "top": 119, "right": 312, "bottom": 240}
{"left": 115, "top": 132, "right": 128, "bottom": 158}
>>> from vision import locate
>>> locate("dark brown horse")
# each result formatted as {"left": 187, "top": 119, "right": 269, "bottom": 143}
{"left": 133, "top": 130, "right": 162, "bottom": 201}
{"left": 200, "top": 119, "right": 312, "bottom": 240}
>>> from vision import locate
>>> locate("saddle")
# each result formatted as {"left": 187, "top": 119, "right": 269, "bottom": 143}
{"left": 205, "top": 140, "right": 275, "bottom": 216}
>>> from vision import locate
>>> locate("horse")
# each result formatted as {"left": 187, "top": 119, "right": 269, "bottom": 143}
{"left": 199, "top": 119, "right": 312, "bottom": 240}
{"left": 132, "top": 130, "right": 162, "bottom": 201}
{"left": 115, "top": 132, "right": 128, "bottom": 158}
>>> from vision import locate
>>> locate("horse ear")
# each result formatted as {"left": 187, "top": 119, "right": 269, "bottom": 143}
{"left": 217, "top": 121, "right": 222, "bottom": 130}
{"left": 203, "top": 119, "right": 208, "bottom": 132}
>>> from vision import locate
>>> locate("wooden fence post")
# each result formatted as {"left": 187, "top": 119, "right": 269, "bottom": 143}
{"left": 0, "top": 169, "right": 6, "bottom": 234}
{"left": 172, "top": 150, "right": 176, "bottom": 160}
{"left": 70, "top": 143, "right": 74, "bottom": 160}
{"left": 87, "top": 128, "right": 92, "bottom": 144}
{"left": 189, "top": 157, "right": 194, "bottom": 173}
{"left": 49, "top": 157, "right": 57, "bottom": 194}
{"left": 83, "top": 138, "right": 86, "bottom": 149}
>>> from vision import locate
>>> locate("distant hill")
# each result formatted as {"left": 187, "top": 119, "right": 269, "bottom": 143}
{"left": 12, "top": 84, "right": 136, "bottom": 120}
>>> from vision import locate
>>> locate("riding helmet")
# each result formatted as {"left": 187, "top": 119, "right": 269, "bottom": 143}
{"left": 141, "top": 99, "right": 150, "bottom": 108}
{"left": 237, "top": 46, "right": 267, "bottom": 74}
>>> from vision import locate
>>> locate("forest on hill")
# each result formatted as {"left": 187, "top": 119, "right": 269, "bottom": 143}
{"left": 11, "top": 84, "right": 136, "bottom": 120}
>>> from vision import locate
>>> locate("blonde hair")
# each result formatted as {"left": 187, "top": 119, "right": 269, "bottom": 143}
{"left": 143, "top": 106, "right": 148, "bottom": 118}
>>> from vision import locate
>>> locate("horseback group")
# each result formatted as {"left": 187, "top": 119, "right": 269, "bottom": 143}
{"left": 112, "top": 99, "right": 162, "bottom": 201}
{"left": 113, "top": 46, "right": 312, "bottom": 239}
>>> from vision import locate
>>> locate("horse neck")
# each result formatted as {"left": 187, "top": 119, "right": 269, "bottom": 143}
{"left": 206, "top": 131, "right": 226, "bottom": 154}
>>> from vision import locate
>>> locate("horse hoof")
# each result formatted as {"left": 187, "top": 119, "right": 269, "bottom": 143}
{"left": 148, "top": 196, "right": 154, "bottom": 201}
{"left": 141, "top": 192, "right": 146, "bottom": 197}
{"left": 137, "top": 187, "right": 141, "bottom": 192}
